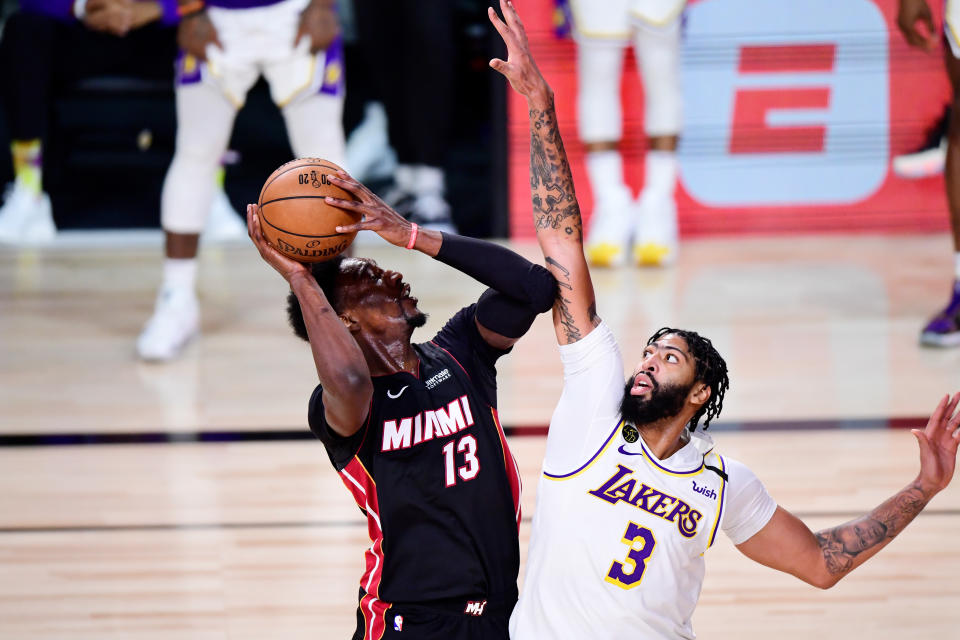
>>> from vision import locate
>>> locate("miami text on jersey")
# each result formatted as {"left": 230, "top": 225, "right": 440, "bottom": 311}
{"left": 588, "top": 464, "right": 704, "bottom": 538}
{"left": 381, "top": 395, "right": 476, "bottom": 451}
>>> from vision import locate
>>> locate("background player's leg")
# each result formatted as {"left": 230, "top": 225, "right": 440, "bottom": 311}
{"left": 632, "top": 17, "right": 682, "bottom": 267}
{"left": 354, "top": 0, "right": 455, "bottom": 232}
{"left": 0, "top": 12, "right": 66, "bottom": 243}
{"left": 137, "top": 79, "right": 240, "bottom": 361}
{"left": 273, "top": 30, "right": 346, "bottom": 167}
{"left": 577, "top": 39, "right": 632, "bottom": 268}
{"left": 921, "top": 46, "right": 960, "bottom": 347}
{"left": 392, "top": 0, "right": 456, "bottom": 232}
{"left": 284, "top": 93, "right": 346, "bottom": 164}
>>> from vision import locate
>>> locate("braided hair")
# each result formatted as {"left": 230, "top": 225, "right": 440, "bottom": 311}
{"left": 647, "top": 327, "right": 729, "bottom": 431}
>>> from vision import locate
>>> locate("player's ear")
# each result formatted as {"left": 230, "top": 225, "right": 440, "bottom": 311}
{"left": 689, "top": 382, "right": 711, "bottom": 408}
{"left": 339, "top": 312, "right": 360, "bottom": 333}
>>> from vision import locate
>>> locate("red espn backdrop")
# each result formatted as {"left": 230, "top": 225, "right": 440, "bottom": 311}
{"left": 507, "top": 0, "right": 952, "bottom": 239}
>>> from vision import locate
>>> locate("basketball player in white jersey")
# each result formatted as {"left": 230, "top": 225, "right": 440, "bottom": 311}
{"left": 561, "top": 0, "right": 685, "bottom": 267}
{"left": 898, "top": 0, "right": 960, "bottom": 346}
{"left": 488, "top": 3, "right": 960, "bottom": 637}
{"left": 137, "top": 0, "right": 345, "bottom": 361}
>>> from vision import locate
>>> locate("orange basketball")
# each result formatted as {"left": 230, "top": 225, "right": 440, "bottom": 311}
{"left": 257, "top": 158, "right": 361, "bottom": 263}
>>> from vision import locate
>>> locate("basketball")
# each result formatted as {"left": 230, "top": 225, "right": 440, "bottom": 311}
{"left": 257, "top": 158, "right": 361, "bottom": 263}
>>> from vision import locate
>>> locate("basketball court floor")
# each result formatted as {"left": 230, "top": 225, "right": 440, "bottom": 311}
{"left": 1, "top": 230, "right": 959, "bottom": 638}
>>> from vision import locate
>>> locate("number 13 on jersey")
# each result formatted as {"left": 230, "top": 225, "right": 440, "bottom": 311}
{"left": 605, "top": 522, "right": 657, "bottom": 589}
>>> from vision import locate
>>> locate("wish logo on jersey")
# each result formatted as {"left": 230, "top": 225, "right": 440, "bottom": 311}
{"left": 588, "top": 464, "right": 703, "bottom": 538}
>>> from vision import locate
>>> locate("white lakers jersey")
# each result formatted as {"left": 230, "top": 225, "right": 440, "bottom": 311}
{"left": 510, "top": 323, "right": 776, "bottom": 639}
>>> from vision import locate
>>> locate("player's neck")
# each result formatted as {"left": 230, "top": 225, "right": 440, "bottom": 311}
{"left": 362, "top": 337, "right": 419, "bottom": 376}
{"left": 637, "top": 418, "right": 689, "bottom": 460}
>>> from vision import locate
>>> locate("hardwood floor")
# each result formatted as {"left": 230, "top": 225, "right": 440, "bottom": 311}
{"left": 1, "top": 231, "right": 958, "bottom": 638}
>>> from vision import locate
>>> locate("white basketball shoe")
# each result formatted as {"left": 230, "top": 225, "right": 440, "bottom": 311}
{"left": 585, "top": 189, "right": 633, "bottom": 268}
{"left": 0, "top": 182, "right": 56, "bottom": 244}
{"left": 632, "top": 189, "right": 678, "bottom": 267}
{"left": 137, "top": 287, "right": 200, "bottom": 361}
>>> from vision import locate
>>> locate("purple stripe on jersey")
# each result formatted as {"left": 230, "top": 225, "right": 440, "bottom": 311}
{"left": 638, "top": 439, "right": 705, "bottom": 475}
{"left": 543, "top": 420, "right": 622, "bottom": 480}
{"left": 206, "top": 0, "right": 286, "bottom": 9}
{"left": 708, "top": 455, "right": 727, "bottom": 548}
{"left": 318, "top": 35, "right": 345, "bottom": 97}
{"left": 175, "top": 52, "right": 203, "bottom": 86}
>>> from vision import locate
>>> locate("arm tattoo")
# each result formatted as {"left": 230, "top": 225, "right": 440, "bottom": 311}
{"left": 815, "top": 482, "right": 928, "bottom": 577}
{"left": 545, "top": 256, "right": 581, "bottom": 342}
{"left": 529, "top": 100, "right": 582, "bottom": 241}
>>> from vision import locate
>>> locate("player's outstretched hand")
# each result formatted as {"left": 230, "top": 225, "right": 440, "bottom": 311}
{"left": 325, "top": 171, "right": 419, "bottom": 249}
{"left": 912, "top": 392, "right": 960, "bottom": 495}
{"left": 296, "top": 0, "right": 339, "bottom": 53}
{"left": 897, "top": 0, "right": 937, "bottom": 51}
{"left": 488, "top": 0, "right": 550, "bottom": 101}
{"left": 246, "top": 203, "right": 310, "bottom": 283}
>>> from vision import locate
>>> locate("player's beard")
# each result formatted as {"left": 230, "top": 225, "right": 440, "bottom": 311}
{"left": 619, "top": 376, "right": 691, "bottom": 428}
{"left": 405, "top": 310, "right": 428, "bottom": 329}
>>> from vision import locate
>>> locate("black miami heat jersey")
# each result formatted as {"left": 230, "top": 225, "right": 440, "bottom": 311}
{"left": 309, "top": 304, "right": 523, "bottom": 633}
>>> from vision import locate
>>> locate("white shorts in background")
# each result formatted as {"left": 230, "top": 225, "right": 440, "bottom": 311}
{"left": 569, "top": 0, "right": 686, "bottom": 41}
{"left": 177, "top": 0, "right": 343, "bottom": 108}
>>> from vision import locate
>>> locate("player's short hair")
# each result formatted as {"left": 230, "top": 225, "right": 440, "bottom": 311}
{"left": 287, "top": 256, "right": 345, "bottom": 342}
{"left": 647, "top": 327, "right": 729, "bottom": 431}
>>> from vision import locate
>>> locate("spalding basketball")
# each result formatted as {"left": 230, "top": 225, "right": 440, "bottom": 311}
{"left": 257, "top": 158, "right": 361, "bottom": 263}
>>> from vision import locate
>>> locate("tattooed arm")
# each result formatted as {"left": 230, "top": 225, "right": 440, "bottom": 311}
{"left": 735, "top": 393, "right": 960, "bottom": 588}
{"left": 488, "top": 0, "right": 598, "bottom": 345}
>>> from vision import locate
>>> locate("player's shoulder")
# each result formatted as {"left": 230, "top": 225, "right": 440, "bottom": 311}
{"left": 708, "top": 450, "right": 763, "bottom": 488}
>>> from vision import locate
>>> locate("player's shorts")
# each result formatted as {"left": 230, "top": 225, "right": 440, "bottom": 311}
{"left": 351, "top": 589, "right": 514, "bottom": 640}
{"left": 568, "top": 0, "right": 685, "bottom": 42}
{"left": 946, "top": 0, "right": 960, "bottom": 58}
{"left": 175, "top": 0, "right": 343, "bottom": 108}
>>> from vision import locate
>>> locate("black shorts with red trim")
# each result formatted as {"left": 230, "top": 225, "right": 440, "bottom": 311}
{"left": 351, "top": 588, "right": 515, "bottom": 640}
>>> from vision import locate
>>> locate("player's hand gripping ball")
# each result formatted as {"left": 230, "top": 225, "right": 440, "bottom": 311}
{"left": 257, "top": 158, "right": 360, "bottom": 262}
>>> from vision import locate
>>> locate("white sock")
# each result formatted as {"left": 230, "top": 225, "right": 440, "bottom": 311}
{"left": 161, "top": 258, "right": 197, "bottom": 295}
{"left": 954, "top": 252, "right": 960, "bottom": 281}
{"left": 585, "top": 150, "right": 629, "bottom": 204}
{"left": 641, "top": 150, "right": 678, "bottom": 199}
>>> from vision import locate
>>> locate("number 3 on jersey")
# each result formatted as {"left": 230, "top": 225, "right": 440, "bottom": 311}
{"left": 442, "top": 434, "right": 480, "bottom": 487}
{"left": 605, "top": 522, "right": 657, "bottom": 589}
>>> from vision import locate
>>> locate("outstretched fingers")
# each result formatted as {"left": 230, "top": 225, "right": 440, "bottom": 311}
{"left": 326, "top": 170, "right": 370, "bottom": 202}
{"left": 501, "top": 0, "right": 525, "bottom": 39}
{"left": 940, "top": 392, "right": 960, "bottom": 449}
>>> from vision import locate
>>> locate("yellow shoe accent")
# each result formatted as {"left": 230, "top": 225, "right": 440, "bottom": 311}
{"left": 587, "top": 242, "right": 624, "bottom": 267}
{"left": 11, "top": 139, "right": 42, "bottom": 196}
{"left": 634, "top": 243, "right": 673, "bottom": 267}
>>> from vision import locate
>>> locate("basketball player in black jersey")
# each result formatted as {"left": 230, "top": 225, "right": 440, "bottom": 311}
{"left": 246, "top": 171, "right": 555, "bottom": 639}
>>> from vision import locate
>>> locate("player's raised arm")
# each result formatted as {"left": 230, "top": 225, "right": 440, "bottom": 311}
{"left": 736, "top": 393, "right": 960, "bottom": 589}
{"left": 489, "top": 0, "right": 598, "bottom": 345}
{"left": 246, "top": 204, "right": 372, "bottom": 437}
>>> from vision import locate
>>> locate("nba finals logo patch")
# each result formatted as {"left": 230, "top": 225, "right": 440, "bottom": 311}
{"left": 394, "top": 615, "right": 403, "bottom": 631}
{"left": 622, "top": 423, "right": 639, "bottom": 443}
